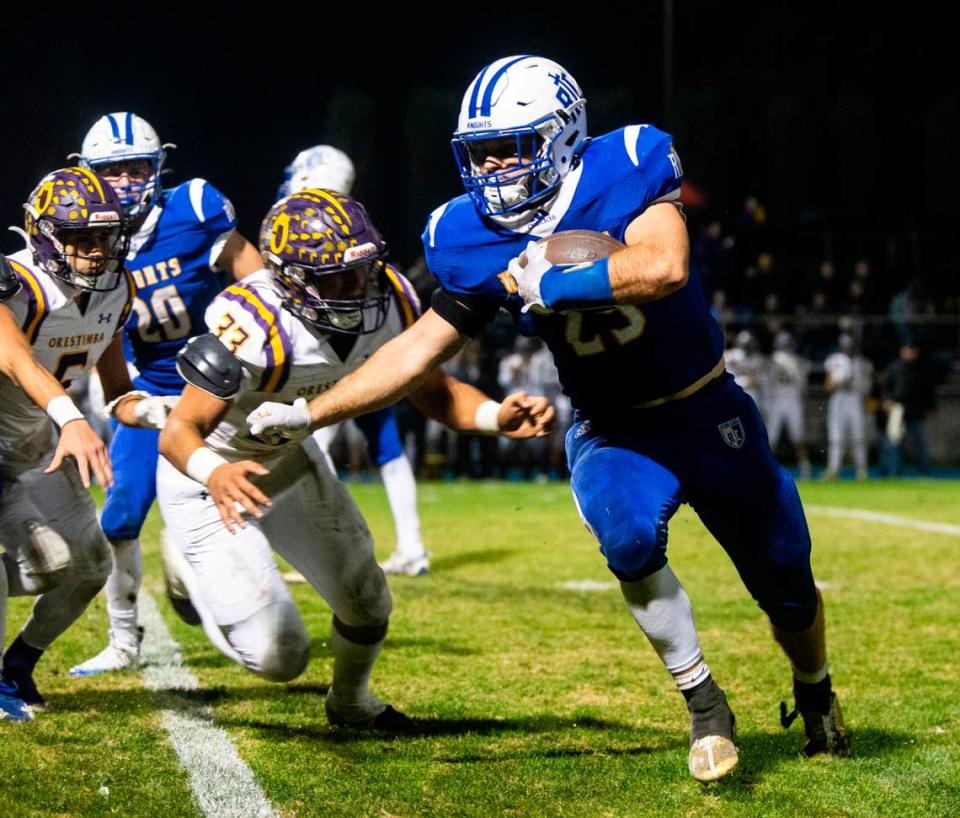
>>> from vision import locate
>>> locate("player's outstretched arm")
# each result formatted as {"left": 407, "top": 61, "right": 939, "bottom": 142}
{"left": 0, "top": 303, "right": 112, "bottom": 488}
{"left": 247, "top": 309, "right": 470, "bottom": 440}
{"left": 408, "top": 370, "right": 556, "bottom": 439}
{"left": 159, "top": 384, "right": 272, "bottom": 533}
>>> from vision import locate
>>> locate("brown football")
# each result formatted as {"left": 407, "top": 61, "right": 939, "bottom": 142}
{"left": 501, "top": 230, "right": 626, "bottom": 294}
{"left": 521, "top": 229, "right": 625, "bottom": 266}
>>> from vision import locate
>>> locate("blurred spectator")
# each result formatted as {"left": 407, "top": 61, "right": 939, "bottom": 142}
{"left": 823, "top": 333, "right": 873, "bottom": 480}
{"left": 765, "top": 331, "right": 812, "bottom": 479}
{"left": 880, "top": 345, "right": 938, "bottom": 476}
{"left": 889, "top": 277, "right": 937, "bottom": 348}
{"left": 724, "top": 330, "right": 766, "bottom": 408}
{"left": 693, "top": 220, "right": 736, "bottom": 294}
{"left": 710, "top": 289, "right": 734, "bottom": 332}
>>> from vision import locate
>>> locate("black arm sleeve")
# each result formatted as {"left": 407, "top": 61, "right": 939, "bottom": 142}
{"left": 430, "top": 287, "right": 503, "bottom": 338}
{"left": 176, "top": 334, "right": 243, "bottom": 399}
{"left": 0, "top": 256, "right": 22, "bottom": 300}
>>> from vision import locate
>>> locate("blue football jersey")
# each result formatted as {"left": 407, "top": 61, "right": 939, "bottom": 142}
{"left": 123, "top": 179, "right": 237, "bottom": 393}
{"left": 422, "top": 125, "right": 724, "bottom": 416}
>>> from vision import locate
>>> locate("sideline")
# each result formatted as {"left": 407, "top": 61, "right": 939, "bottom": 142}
{"left": 139, "top": 591, "right": 276, "bottom": 818}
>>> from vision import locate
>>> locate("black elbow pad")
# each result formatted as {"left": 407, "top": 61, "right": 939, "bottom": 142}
{"left": 0, "top": 256, "right": 22, "bottom": 300}
{"left": 176, "top": 334, "right": 243, "bottom": 399}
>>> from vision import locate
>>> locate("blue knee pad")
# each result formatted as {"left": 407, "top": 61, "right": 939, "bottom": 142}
{"left": 567, "top": 420, "right": 682, "bottom": 581}
{"left": 354, "top": 407, "right": 403, "bottom": 467}
{"left": 100, "top": 424, "right": 161, "bottom": 541}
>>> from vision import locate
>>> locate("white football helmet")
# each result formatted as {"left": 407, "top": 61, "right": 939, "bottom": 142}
{"left": 279, "top": 145, "right": 355, "bottom": 198}
{"left": 72, "top": 113, "right": 175, "bottom": 219}
{"left": 452, "top": 56, "right": 588, "bottom": 223}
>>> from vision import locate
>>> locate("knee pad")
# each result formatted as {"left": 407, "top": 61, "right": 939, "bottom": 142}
{"left": 16, "top": 520, "right": 73, "bottom": 594}
{"left": 232, "top": 601, "right": 310, "bottom": 683}
{"left": 593, "top": 511, "right": 666, "bottom": 582}
{"left": 337, "top": 560, "right": 392, "bottom": 626}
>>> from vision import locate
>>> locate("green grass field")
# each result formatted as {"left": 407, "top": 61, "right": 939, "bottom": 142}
{"left": 3, "top": 480, "right": 959, "bottom": 817}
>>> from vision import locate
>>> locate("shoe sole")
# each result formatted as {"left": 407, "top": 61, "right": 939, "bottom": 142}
{"left": 689, "top": 735, "right": 739, "bottom": 782}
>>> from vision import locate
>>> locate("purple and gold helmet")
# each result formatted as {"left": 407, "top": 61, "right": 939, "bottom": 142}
{"left": 258, "top": 189, "right": 391, "bottom": 335}
{"left": 21, "top": 167, "right": 129, "bottom": 291}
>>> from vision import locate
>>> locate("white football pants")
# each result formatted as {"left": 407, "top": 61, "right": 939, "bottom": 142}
{"left": 156, "top": 438, "right": 391, "bottom": 682}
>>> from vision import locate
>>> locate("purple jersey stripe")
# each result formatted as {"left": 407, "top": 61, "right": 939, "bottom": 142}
{"left": 221, "top": 288, "right": 292, "bottom": 392}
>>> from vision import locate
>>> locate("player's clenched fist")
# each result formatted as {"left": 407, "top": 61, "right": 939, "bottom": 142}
{"left": 207, "top": 460, "right": 273, "bottom": 533}
{"left": 498, "top": 391, "right": 556, "bottom": 439}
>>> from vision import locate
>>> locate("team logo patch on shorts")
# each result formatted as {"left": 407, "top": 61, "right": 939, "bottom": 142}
{"left": 718, "top": 417, "right": 746, "bottom": 449}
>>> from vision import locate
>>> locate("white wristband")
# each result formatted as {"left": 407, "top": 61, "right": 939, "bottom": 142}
{"left": 104, "top": 389, "right": 151, "bottom": 417}
{"left": 46, "top": 395, "right": 85, "bottom": 428}
{"left": 185, "top": 447, "right": 228, "bottom": 486}
{"left": 474, "top": 400, "right": 502, "bottom": 434}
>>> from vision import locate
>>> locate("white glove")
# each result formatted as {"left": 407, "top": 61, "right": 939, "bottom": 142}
{"left": 247, "top": 397, "right": 311, "bottom": 442}
{"left": 506, "top": 240, "right": 553, "bottom": 313}
{"left": 133, "top": 395, "right": 180, "bottom": 430}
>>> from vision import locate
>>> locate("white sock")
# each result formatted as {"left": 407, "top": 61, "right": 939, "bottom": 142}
{"left": 620, "top": 564, "right": 711, "bottom": 692}
{"left": 380, "top": 456, "right": 424, "bottom": 559}
{"left": 106, "top": 539, "right": 142, "bottom": 650}
{"left": 827, "top": 440, "right": 842, "bottom": 473}
{"left": 853, "top": 440, "right": 867, "bottom": 473}
{"left": 329, "top": 625, "right": 384, "bottom": 717}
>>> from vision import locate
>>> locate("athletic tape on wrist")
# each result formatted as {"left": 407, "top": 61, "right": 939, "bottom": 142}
{"left": 45, "top": 395, "right": 85, "bottom": 428}
{"left": 185, "top": 447, "right": 228, "bottom": 486}
{"left": 474, "top": 400, "right": 502, "bottom": 434}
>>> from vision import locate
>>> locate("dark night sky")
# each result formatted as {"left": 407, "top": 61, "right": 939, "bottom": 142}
{"left": 2, "top": 6, "right": 954, "bottom": 268}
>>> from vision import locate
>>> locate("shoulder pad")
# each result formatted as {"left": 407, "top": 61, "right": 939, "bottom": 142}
{"left": 176, "top": 334, "right": 243, "bottom": 399}
{"left": 0, "top": 256, "right": 22, "bottom": 300}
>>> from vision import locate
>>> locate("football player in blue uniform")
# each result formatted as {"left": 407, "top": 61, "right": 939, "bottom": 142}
{"left": 244, "top": 56, "right": 850, "bottom": 780}
{"left": 68, "top": 113, "right": 263, "bottom": 676}
{"left": 279, "top": 146, "right": 429, "bottom": 576}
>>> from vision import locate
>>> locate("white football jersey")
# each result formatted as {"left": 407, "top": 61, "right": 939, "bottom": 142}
{"left": 200, "top": 267, "right": 419, "bottom": 465}
{"left": 767, "top": 350, "right": 809, "bottom": 402}
{"left": 0, "top": 249, "right": 134, "bottom": 474}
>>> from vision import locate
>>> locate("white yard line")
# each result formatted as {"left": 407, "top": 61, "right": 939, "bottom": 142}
{"left": 139, "top": 592, "right": 276, "bottom": 818}
{"left": 806, "top": 505, "right": 960, "bottom": 537}
{"left": 558, "top": 580, "right": 618, "bottom": 591}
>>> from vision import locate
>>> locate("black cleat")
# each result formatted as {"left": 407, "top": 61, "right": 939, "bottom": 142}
{"left": 1, "top": 667, "right": 46, "bottom": 712}
{"left": 2, "top": 637, "right": 47, "bottom": 712}
{"left": 326, "top": 698, "right": 415, "bottom": 732}
{"left": 686, "top": 678, "right": 739, "bottom": 782}
{"left": 781, "top": 691, "right": 851, "bottom": 757}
